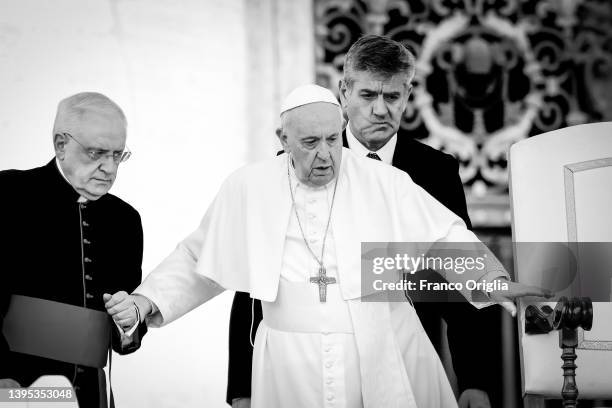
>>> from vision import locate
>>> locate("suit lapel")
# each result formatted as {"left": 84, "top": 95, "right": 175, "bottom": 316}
{"left": 391, "top": 132, "right": 411, "bottom": 174}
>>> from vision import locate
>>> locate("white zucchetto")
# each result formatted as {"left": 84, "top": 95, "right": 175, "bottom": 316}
{"left": 280, "top": 84, "right": 340, "bottom": 116}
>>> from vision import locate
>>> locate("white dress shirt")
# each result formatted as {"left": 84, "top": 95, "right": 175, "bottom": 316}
{"left": 345, "top": 122, "right": 397, "bottom": 165}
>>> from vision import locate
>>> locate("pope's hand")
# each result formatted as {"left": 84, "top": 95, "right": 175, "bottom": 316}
{"left": 104, "top": 291, "right": 140, "bottom": 330}
{"left": 0, "top": 378, "right": 21, "bottom": 388}
{"left": 488, "top": 278, "right": 554, "bottom": 317}
{"left": 458, "top": 389, "right": 491, "bottom": 408}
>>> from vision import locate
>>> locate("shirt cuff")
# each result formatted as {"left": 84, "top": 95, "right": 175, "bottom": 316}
{"left": 478, "top": 270, "right": 509, "bottom": 283}
{"left": 478, "top": 271, "right": 508, "bottom": 300}
{"left": 114, "top": 320, "right": 138, "bottom": 339}
{"left": 132, "top": 293, "right": 159, "bottom": 320}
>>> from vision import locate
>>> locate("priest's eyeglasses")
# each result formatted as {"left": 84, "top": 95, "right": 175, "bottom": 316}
{"left": 60, "top": 132, "right": 132, "bottom": 164}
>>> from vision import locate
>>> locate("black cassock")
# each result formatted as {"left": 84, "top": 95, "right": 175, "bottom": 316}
{"left": 227, "top": 133, "right": 505, "bottom": 406}
{"left": 0, "top": 159, "right": 146, "bottom": 408}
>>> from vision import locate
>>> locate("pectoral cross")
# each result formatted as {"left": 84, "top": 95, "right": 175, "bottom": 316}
{"left": 310, "top": 266, "right": 336, "bottom": 302}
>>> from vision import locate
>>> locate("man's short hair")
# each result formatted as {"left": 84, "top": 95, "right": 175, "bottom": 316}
{"left": 52, "top": 92, "right": 127, "bottom": 135}
{"left": 343, "top": 35, "right": 416, "bottom": 87}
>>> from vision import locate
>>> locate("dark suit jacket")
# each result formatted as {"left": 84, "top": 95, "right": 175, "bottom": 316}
{"left": 226, "top": 133, "right": 501, "bottom": 404}
{"left": 0, "top": 160, "right": 147, "bottom": 408}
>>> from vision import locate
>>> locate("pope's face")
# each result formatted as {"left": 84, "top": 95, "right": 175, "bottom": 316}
{"left": 55, "top": 112, "right": 127, "bottom": 200}
{"left": 339, "top": 70, "right": 412, "bottom": 151}
{"left": 279, "top": 102, "right": 343, "bottom": 187}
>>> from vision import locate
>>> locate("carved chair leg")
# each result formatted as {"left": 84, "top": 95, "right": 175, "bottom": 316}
{"left": 560, "top": 328, "right": 579, "bottom": 407}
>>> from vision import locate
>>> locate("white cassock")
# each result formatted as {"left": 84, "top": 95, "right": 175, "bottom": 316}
{"left": 135, "top": 147, "right": 508, "bottom": 408}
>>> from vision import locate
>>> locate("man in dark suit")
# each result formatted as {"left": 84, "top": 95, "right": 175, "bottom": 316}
{"left": 0, "top": 92, "right": 147, "bottom": 408}
{"left": 227, "top": 35, "right": 501, "bottom": 408}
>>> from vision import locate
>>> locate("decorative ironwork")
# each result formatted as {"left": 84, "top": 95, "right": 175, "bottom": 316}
{"left": 315, "top": 0, "right": 612, "bottom": 226}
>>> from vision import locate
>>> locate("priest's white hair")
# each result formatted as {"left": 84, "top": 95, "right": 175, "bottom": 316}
{"left": 52, "top": 92, "right": 127, "bottom": 136}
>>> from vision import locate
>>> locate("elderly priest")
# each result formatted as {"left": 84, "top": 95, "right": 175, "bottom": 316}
{"left": 106, "top": 84, "right": 549, "bottom": 408}
{"left": 0, "top": 92, "right": 147, "bottom": 408}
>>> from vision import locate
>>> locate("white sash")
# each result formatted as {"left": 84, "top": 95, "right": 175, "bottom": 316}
{"left": 262, "top": 280, "right": 418, "bottom": 408}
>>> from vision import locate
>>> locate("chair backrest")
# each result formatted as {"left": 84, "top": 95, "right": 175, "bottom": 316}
{"left": 509, "top": 121, "right": 612, "bottom": 398}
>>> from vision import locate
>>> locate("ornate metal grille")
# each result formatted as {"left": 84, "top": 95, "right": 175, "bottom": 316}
{"left": 315, "top": 0, "right": 612, "bottom": 227}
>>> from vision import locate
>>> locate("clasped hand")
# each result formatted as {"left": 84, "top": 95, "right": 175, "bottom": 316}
{"left": 104, "top": 291, "right": 140, "bottom": 330}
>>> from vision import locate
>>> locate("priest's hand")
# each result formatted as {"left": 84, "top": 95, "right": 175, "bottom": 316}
{"left": 487, "top": 278, "right": 554, "bottom": 317}
{"left": 0, "top": 378, "right": 21, "bottom": 388}
{"left": 232, "top": 398, "right": 251, "bottom": 408}
{"left": 458, "top": 389, "right": 490, "bottom": 408}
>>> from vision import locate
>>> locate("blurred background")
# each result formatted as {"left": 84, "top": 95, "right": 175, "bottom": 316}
{"left": 0, "top": 0, "right": 610, "bottom": 407}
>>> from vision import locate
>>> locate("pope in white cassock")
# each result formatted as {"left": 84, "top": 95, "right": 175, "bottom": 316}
{"left": 106, "top": 84, "right": 550, "bottom": 408}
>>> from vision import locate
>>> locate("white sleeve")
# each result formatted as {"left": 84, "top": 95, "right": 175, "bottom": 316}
{"left": 134, "top": 201, "right": 226, "bottom": 327}
{"left": 397, "top": 171, "right": 510, "bottom": 306}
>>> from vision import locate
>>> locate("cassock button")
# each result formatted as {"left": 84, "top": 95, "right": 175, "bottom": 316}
{"left": 84, "top": 257, "right": 92, "bottom": 263}
{"left": 74, "top": 386, "right": 80, "bottom": 391}
{"left": 83, "top": 239, "right": 91, "bottom": 245}
{"left": 85, "top": 275, "right": 92, "bottom": 281}
{"left": 327, "top": 394, "right": 334, "bottom": 401}
{"left": 326, "top": 378, "right": 333, "bottom": 385}
{"left": 325, "top": 361, "right": 333, "bottom": 368}
{"left": 324, "top": 347, "right": 331, "bottom": 353}
{"left": 77, "top": 367, "right": 84, "bottom": 373}
{"left": 82, "top": 221, "right": 89, "bottom": 227}
{"left": 86, "top": 293, "right": 93, "bottom": 299}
